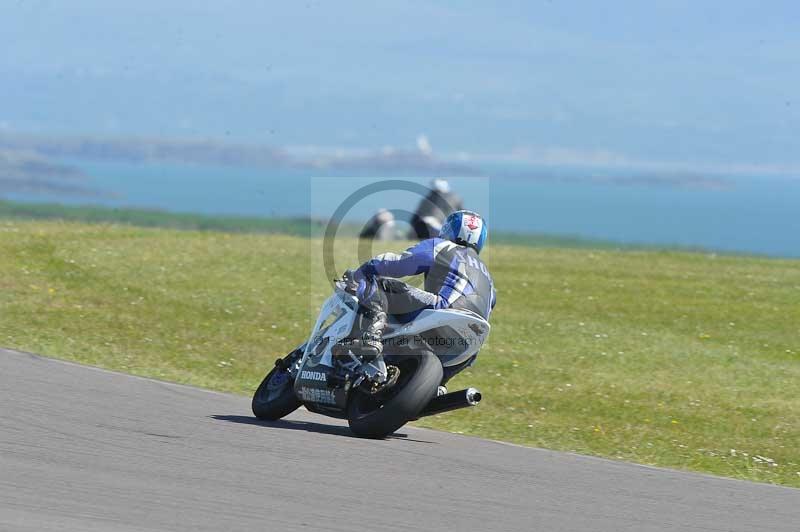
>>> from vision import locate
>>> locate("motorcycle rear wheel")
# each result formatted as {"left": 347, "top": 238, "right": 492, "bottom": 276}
{"left": 347, "top": 351, "right": 442, "bottom": 439}
{"left": 252, "top": 365, "right": 301, "bottom": 421}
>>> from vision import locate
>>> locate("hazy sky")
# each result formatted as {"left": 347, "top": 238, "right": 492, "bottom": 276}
{"left": 2, "top": 1, "right": 798, "bottom": 172}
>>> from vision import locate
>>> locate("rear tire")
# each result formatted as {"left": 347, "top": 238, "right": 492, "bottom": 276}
{"left": 347, "top": 351, "right": 442, "bottom": 439}
{"left": 252, "top": 365, "right": 301, "bottom": 421}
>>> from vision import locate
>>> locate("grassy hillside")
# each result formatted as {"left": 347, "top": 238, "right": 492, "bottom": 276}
{"left": 1, "top": 219, "right": 799, "bottom": 487}
{"left": 0, "top": 199, "right": 319, "bottom": 236}
{"left": 0, "top": 199, "right": 640, "bottom": 250}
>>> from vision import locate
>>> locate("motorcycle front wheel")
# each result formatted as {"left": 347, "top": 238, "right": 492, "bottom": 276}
{"left": 347, "top": 351, "right": 442, "bottom": 439}
{"left": 252, "top": 364, "right": 301, "bottom": 421}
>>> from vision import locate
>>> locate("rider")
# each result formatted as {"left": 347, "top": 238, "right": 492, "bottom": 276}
{"left": 348, "top": 210, "right": 496, "bottom": 370}
{"left": 408, "top": 179, "right": 464, "bottom": 240}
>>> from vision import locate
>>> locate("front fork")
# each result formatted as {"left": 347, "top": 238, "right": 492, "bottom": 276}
{"left": 274, "top": 344, "right": 305, "bottom": 375}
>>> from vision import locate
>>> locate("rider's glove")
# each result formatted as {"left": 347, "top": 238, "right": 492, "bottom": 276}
{"left": 341, "top": 269, "right": 360, "bottom": 294}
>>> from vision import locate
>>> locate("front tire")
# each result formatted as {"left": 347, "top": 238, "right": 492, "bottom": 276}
{"left": 347, "top": 351, "right": 442, "bottom": 439}
{"left": 252, "top": 365, "right": 301, "bottom": 421}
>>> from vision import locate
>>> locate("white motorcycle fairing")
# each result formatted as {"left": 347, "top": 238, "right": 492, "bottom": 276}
{"left": 382, "top": 308, "right": 490, "bottom": 367}
{"left": 292, "top": 282, "right": 490, "bottom": 411}
{"left": 299, "top": 284, "right": 490, "bottom": 369}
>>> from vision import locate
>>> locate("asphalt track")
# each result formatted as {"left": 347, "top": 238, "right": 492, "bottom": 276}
{"left": 1, "top": 348, "right": 798, "bottom": 532}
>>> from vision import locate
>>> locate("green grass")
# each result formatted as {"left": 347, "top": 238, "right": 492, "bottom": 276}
{"left": 0, "top": 199, "right": 320, "bottom": 236}
{"left": 1, "top": 218, "right": 799, "bottom": 487}
{"left": 0, "top": 199, "right": 655, "bottom": 251}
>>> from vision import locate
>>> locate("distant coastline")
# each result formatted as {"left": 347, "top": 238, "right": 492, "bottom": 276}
{"left": 0, "top": 148, "right": 111, "bottom": 198}
{"left": 0, "top": 132, "right": 736, "bottom": 198}
{"left": 4, "top": 132, "right": 798, "bottom": 258}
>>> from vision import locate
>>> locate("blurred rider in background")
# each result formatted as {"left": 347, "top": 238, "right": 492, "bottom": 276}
{"left": 408, "top": 178, "right": 464, "bottom": 240}
{"left": 359, "top": 208, "right": 397, "bottom": 241}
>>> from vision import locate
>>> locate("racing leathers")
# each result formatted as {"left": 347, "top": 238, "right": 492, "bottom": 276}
{"left": 350, "top": 237, "right": 496, "bottom": 360}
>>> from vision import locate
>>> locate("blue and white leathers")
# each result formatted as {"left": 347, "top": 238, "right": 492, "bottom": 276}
{"left": 355, "top": 237, "right": 496, "bottom": 320}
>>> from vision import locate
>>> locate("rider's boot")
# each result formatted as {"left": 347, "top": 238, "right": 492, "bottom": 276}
{"left": 350, "top": 279, "right": 388, "bottom": 359}
{"left": 352, "top": 308, "right": 387, "bottom": 358}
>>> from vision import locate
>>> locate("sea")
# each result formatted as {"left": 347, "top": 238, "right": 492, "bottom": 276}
{"left": 6, "top": 158, "right": 799, "bottom": 258}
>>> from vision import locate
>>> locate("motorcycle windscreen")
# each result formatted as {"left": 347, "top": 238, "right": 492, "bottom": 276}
{"left": 301, "top": 291, "right": 357, "bottom": 368}
{"left": 294, "top": 290, "right": 357, "bottom": 408}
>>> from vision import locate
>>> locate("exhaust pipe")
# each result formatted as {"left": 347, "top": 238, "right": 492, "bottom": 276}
{"left": 417, "top": 388, "right": 482, "bottom": 418}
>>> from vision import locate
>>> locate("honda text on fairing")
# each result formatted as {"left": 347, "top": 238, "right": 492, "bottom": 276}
{"left": 252, "top": 210, "right": 495, "bottom": 438}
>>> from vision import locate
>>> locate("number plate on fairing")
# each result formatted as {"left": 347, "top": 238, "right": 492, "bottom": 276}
{"left": 294, "top": 365, "right": 347, "bottom": 408}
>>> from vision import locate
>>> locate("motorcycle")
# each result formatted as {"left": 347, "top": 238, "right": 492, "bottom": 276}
{"left": 252, "top": 278, "right": 490, "bottom": 438}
